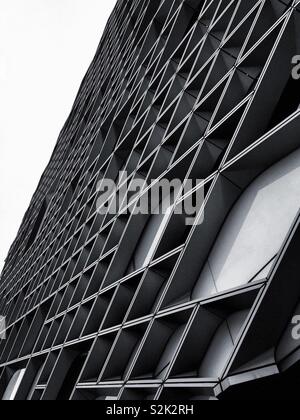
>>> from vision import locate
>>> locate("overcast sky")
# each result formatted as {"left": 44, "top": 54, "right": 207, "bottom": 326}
{"left": 0, "top": 0, "right": 116, "bottom": 272}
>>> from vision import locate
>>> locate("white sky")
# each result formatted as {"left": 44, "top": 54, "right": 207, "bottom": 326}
{"left": 0, "top": 0, "right": 116, "bottom": 272}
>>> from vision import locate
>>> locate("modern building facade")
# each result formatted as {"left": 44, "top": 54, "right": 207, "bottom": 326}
{"left": 0, "top": 0, "right": 300, "bottom": 400}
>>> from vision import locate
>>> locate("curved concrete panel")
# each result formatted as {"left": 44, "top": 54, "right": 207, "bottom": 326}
{"left": 193, "top": 148, "right": 300, "bottom": 298}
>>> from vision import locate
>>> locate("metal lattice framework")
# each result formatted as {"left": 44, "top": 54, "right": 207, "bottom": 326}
{"left": 0, "top": 0, "right": 300, "bottom": 400}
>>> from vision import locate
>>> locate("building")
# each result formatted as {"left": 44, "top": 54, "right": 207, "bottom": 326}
{"left": 0, "top": 0, "right": 300, "bottom": 400}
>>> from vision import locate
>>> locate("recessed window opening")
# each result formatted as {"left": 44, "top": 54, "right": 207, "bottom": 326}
{"left": 268, "top": 75, "right": 300, "bottom": 130}
{"left": 198, "top": 310, "right": 249, "bottom": 378}
{"left": 2, "top": 369, "right": 26, "bottom": 401}
{"left": 25, "top": 194, "right": 52, "bottom": 251}
{"left": 128, "top": 185, "right": 182, "bottom": 273}
{"left": 193, "top": 147, "right": 300, "bottom": 298}
{"left": 57, "top": 353, "right": 88, "bottom": 401}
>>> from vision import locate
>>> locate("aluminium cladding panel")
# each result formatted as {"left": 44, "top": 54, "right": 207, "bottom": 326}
{"left": 0, "top": 0, "right": 300, "bottom": 401}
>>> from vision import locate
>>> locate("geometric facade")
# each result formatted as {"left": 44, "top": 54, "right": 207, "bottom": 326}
{"left": 0, "top": 0, "right": 300, "bottom": 400}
